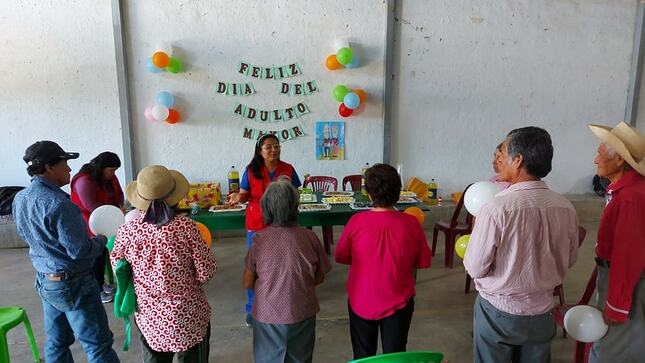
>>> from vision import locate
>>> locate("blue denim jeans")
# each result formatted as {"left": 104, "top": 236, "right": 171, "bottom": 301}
{"left": 246, "top": 230, "right": 256, "bottom": 314}
{"left": 36, "top": 272, "right": 120, "bottom": 363}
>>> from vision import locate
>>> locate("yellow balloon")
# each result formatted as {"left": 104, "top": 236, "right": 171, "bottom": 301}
{"left": 195, "top": 222, "right": 212, "bottom": 248}
{"left": 455, "top": 234, "right": 470, "bottom": 259}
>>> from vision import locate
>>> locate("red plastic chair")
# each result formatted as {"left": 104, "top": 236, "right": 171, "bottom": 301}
{"left": 465, "top": 226, "right": 588, "bottom": 296}
{"left": 303, "top": 176, "right": 338, "bottom": 192}
{"left": 342, "top": 175, "right": 362, "bottom": 191}
{"left": 432, "top": 184, "right": 473, "bottom": 268}
{"left": 302, "top": 176, "right": 338, "bottom": 254}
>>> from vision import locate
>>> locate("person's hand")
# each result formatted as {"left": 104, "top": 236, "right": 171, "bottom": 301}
{"left": 227, "top": 193, "right": 241, "bottom": 205}
{"left": 602, "top": 309, "right": 623, "bottom": 326}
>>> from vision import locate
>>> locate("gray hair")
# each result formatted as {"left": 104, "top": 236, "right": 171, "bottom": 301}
{"left": 260, "top": 181, "right": 299, "bottom": 227}
{"left": 506, "top": 126, "right": 553, "bottom": 178}
{"left": 603, "top": 143, "right": 617, "bottom": 158}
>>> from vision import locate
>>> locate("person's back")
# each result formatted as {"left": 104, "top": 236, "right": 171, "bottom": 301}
{"left": 472, "top": 183, "right": 579, "bottom": 314}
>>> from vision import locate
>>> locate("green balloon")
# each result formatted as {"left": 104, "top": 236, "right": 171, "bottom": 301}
{"left": 166, "top": 57, "right": 183, "bottom": 73}
{"left": 333, "top": 85, "right": 349, "bottom": 102}
{"left": 106, "top": 235, "right": 116, "bottom": 252}
{"left": 336, "top": 47, "right": 353, "bottom": 65}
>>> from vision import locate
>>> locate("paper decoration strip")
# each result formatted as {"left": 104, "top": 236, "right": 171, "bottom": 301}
{"left": 238, "top": 61, "right": 302, "bottom": 79}
{"left": 215, "top": 82, "right": 255, "bottom": 96}
{"left": 280, "top": 80, "right": 319, "bottom": 96}
{"left": 233, "top": 102, "right": 310, "bottom": 123}
{"left": 242, "top": 123, "right": 306, "bottom": 142}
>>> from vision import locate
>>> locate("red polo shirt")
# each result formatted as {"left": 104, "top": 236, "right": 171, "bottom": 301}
{"left": 596, "top": 169, "right": 645, "bottom": 322}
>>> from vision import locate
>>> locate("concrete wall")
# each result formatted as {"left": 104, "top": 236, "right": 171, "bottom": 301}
{"left": 391, "top": 0, "right": 638, "bottom": 195}
{"left": 123, "top": 1, "right": 386, "bottom": 189}
{"left": 0, "top": 0, "right": 124, "bottom": 191}
{"left": 1, "top": 0, "right": 639, "bottom": 196}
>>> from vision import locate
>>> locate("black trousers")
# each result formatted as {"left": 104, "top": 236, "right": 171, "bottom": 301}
{"left": 348, "top": 298, "right": 415, "bottom": 360}
{"left": 93, "top": 247, "right": 108, "bottom": 288}
{"left": 140, "top": 323, "right": 211, "bottom": 363}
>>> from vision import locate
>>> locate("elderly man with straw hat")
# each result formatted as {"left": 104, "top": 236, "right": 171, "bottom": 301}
{"left": 588, "top": 121, "right": 645, "bottom": 363}
{"left": 111, "top": 165, "right": 216, "bottom": 363}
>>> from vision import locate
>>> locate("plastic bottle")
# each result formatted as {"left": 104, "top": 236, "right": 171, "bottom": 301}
{"left": 428, "top": 178, "right": 438, "bottom": 205}
{"left": 361, "top": 162, "right": 370, "bottom": 196}
{"left": 228, "top": 166, "right": 240, "bottom": 194}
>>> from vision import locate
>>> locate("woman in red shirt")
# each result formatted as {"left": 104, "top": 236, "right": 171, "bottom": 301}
{"left": 335, "top": 164, "right": 432, "bottom": 360}
{"left": 227, "top": 134, "right": 301, "bottom": 326}
{"left": 70, "top": 151, "right": 124, "bottom": 303}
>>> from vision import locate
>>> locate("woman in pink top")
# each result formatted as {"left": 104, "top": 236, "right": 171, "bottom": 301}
{"left": 335, "top": 163, "right": 432, "bottom": 360}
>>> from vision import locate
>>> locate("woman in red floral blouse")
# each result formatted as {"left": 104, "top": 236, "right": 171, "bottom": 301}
{"left": 111, "top": 165, "right": 217, "bottom": 363}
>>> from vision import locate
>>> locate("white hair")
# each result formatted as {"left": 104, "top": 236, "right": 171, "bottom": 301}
{"left": 603, "top": 143, "right": 617, "bottom": 158}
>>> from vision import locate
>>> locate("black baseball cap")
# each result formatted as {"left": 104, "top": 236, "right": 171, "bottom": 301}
{"left": 23, "top": 141, "right": 79, "bottom": 167}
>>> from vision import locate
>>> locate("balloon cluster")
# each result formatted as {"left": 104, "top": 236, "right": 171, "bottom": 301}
{"left": 146, "top": 43, "right": 183, "bottom": 74}
{"left": 145, "top": 91, "right": 181, "bottom": 124}
{"left": 333, "top": 85, "right": 367, "bottom": 118}
{"left": 325, "top": 47, "right": 359, "bottom": 70}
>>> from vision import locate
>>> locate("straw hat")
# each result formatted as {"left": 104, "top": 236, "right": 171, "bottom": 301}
{"left": 126, "top": 165, "right": 190, "bottom": 210}
{"left": 588, "top": 121, "right": 645, "bottom": 176}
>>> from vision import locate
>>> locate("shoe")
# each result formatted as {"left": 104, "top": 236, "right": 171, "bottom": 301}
{"left": 245, "top": 314, "right": 253, "bottom": 328}
{"left": 103, "top": 284, "right": 116, "bottom": 294}
{"left": 101, "top": 290, "right": 115, "bottom": 304}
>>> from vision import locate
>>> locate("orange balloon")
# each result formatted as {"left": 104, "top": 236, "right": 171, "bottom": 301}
{"left": 166, "top": 108, "right": 181, "bottom": 124}
{"left": 404, "top": 207, "right": 425, "bottom": 225}
{"left": 325, "top": 54, "right": 343, "bottom": 70}
{"left": 354, "top": 89, "right": 368, "bottom": 103}
{"left": 152, "top": 51, "right": 170, "bottom": 68}
{"left": 195, "top": 222, "right": 212, "bottom": 248}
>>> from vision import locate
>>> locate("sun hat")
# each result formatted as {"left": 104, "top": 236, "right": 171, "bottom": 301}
{"left": 588, "top": 121, "right": 645, "bottom": 176}
{"left": 126, "top": 165, "right": 190, "bottom": 210}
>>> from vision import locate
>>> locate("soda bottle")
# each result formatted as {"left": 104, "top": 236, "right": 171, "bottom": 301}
{"left": 228, "top": 166, "right": 240, "bottom": 194}
{"left": 428, "top": 178, "right": 438, "bottom": 205}
{"left": 361, "top": 162, "right": 370, "bottom": 196}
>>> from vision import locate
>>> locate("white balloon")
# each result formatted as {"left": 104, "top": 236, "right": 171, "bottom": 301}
{"left": 155, "top": 41, "right": 173, "bottom": 55}
{"left": 124, "top": 209, "right": 142, "bottom": 223}
{"left": 564, "top": 305, "right": 608, "bottom": 343}
{"left": 151, "top": 104, "right": 169, "bottom": 121}
{"left": 89, "top": 205, "right": 125, "bottom": 237}
{"left": 464, "top": 181, "right": 501, "bottom": 216}
{"left": 333, "top": 37, "right": 350, "bottom": 52}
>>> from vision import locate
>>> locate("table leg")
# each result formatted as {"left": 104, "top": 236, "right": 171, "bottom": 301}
{"left": 322, "top": 226, "right": 334, "bottom": 255}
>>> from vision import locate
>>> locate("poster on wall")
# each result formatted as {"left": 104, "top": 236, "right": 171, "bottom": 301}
{"left": 315, "top": 121, "right": 345, "bottom": 160}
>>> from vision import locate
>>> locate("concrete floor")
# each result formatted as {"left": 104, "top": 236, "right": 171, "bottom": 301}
{"left": 0, "top": 211, "right": 601, "bottom": 363}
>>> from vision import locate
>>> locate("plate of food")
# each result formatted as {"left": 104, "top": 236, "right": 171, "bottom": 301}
{"left": 397, "top": 196, "right": 418, "bottom": 204}
{"left": 349, "top": 201, "right": 373, "bottom": 210}
{"left": 298, "top": 203, "right": 332, "bottom": 212}
{"left": 322, "top": 191, "right": 354, "bottom": 197}
{"left": 299, "top": 193, "right": 318, "bottom": 203}
{"left": 322, "top": 196, "right": 355, "bottom": 204}
{"left": 399, "top": 191, "right": 417, "bottom": 198}
{"left": 208, "top": 204, "right": 247, "bottom": 213}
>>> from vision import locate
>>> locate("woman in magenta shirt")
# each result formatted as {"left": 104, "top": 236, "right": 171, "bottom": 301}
{"left": 335, "top": 163, "right": 432, "bottom": 360}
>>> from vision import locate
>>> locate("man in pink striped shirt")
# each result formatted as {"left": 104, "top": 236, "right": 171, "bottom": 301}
{"left": 464, "top": 127, "right": 579, "bottom": 363}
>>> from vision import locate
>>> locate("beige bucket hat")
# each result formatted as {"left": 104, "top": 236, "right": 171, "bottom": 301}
{"left": 126, "top": 165, "right": 190, "bottom": 210}
{"left": 588, "top": 121, "right": 645, "bottom": 176}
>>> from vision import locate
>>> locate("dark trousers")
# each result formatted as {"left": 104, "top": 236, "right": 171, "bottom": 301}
{"left": 348, "top": 298, "right": 415, "bottom": 360}
{"left": 93, "top": 247, "right": 108, "bottom": 288}
{"left": 140, "top": 323, "right": 211, "bottom": 363}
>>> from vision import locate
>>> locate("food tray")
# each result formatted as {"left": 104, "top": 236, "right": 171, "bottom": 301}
{"left": 349, "top": 202, "right": 373, "bottom": 210}
{"left": 399, "top": 191, "right": 418, "bottom": 198}
{"left": 321, "top": 197, "right": 355, "bottom": 204}
{"left": 208, "top": 204, "right": 247, "bottom": 213}
{"left": 298, "top": 203, "right": 332, "bottom": 212}
{"left": 299, "top": 194, "right": 318, "bottom": 203}
{"left": 322, "top": 191, "right": 355, "bottom": 197}
{"left": 397, "top": 196, "right": 418, "bottom": 204}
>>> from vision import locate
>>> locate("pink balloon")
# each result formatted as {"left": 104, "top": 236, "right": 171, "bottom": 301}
{"left": 125, "top": 209, "right": 142, "bottom": 223}
{"left": 144, "top": 106, "right": 155, "bottom": 122}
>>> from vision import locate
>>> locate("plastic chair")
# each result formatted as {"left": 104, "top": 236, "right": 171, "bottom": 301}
{"left": 349, "top": 351, "right": 444, "bottom": 363}
{"left": 342, "top": 175, "right": 362, "bottom": 191}
{"left": 303, "top": 176, "right": 338, "bottom": 192}
{"left": 432, "top": 184, "right": 473, "bottom": 268}
{"left": 465, "top": 226, "right": 588, "bottom": 295}
{"left": 0, "top": 306, "right": 40, "bottom": 363}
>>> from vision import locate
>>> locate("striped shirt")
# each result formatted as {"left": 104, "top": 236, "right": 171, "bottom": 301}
{"left": 464, "top": 181, "right": 579, "bottom": 315}
{"left": 246, "top": 226, "right": 332, "bottom": 324}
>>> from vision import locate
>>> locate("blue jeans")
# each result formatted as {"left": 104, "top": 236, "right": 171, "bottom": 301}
{"left": 36, "top": 272, "right": 120, "bottom": 363}
{"left": 246, "top": 230, "right": 256, "bottom": 314}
